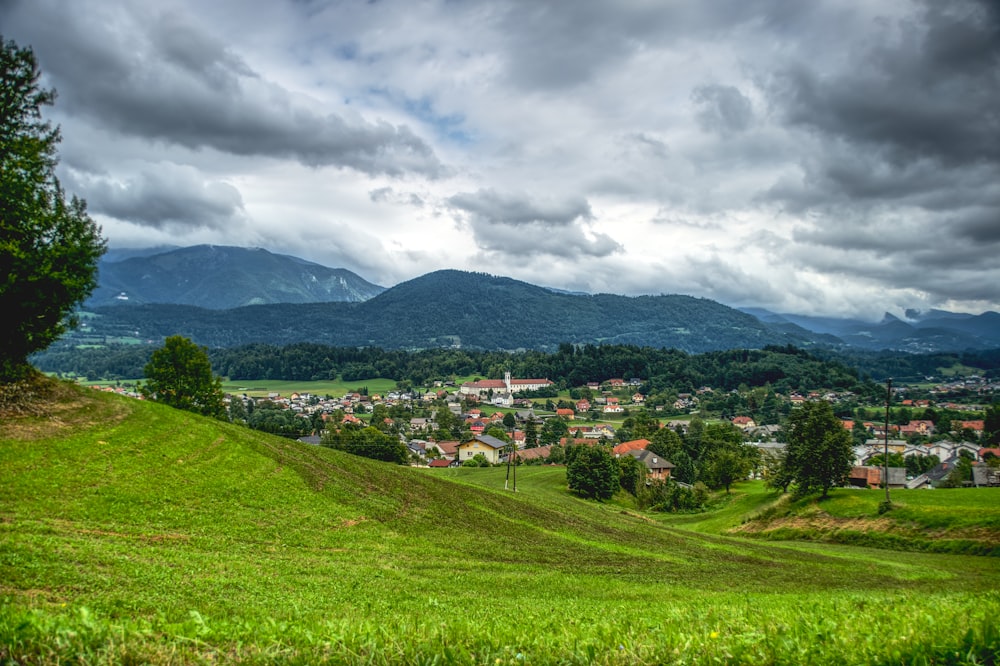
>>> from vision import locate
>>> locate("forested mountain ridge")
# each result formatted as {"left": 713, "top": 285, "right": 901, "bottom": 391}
{"left": 87, "top": 245, "right": 385, "bottom": 309}
{"left": 81, "top": 246, "right": 998, "bottom": 353}
{"left": 72, "top": 270, "right": 813, "bottom": 353}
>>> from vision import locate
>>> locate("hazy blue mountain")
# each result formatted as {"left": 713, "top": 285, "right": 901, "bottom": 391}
{"left": 88, "top": 245, "right": 385, "bottom": 309}
{"left": 742, "top": 307, "right": 1000, "bottom": 352}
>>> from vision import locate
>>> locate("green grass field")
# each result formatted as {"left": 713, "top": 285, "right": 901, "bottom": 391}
{"left": 2, "top": 382, "right": 999, "bottom": 664}
{"left": 731, "top": 484, "right": 1000, "bottom": 556}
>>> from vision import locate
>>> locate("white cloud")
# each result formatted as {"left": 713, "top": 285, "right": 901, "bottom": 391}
{"left": 3, "top": 0, "right": 997, "bottom": 317}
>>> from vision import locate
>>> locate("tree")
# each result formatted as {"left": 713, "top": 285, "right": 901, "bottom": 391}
{"left": 1, "top": 38, "right": 106, "bottom": 381}
{"left": 781, "top": 401, "right": 854, "bottom": 498}
{"left": 647, "top": 427, "right": 682, "bottom": 460}
{"left": 141, "top": 336, "right": 226, "bottom": 419}
{"left": 322, "top": 425, "right": 408, "bottom": 464}
{"left": 985, "top": 403, "right": 1000, "bottom": 446}
{"left": 524, "top": 416, "right": 540, "bottom": 448}
{"left": 617, "top": 453, "right": 645, "bottom": 495}
{"left": 566, "top": 445, "right": 619, "bottom": 500}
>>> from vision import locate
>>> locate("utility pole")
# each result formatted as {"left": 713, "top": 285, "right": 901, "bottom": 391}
{"left": 884, "top": 378, "right": 892, "bottom": 505}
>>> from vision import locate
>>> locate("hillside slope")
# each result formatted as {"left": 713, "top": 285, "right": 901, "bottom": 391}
{"left": 2, "top": 382, "right": 999, "bottom": 664}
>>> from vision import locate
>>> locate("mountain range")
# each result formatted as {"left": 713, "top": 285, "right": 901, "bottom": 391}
{"left": 75, "top": 245, "right": 999, "bottom": 353}
{"left": 87, "top": 245, "right": 385, "bottom": 309}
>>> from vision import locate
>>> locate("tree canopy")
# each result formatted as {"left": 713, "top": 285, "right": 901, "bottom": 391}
{"left": 141, "top": 336, "right": 226, "bottom": 419}
{"left": 0, "top": 38, "right": 105, "bottom": 381}
{"left": 566, "top": 445, "right": 619, "bottom": 500}
{"left": 778, "top": 400, "right": 854, "bottom": 498}
{"left": 322, "top": 425, "right": 409, "bottom": 464}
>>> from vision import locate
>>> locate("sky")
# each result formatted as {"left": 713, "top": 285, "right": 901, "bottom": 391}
{"left": 4, "top": 0, "right": 999, "bottom": 320}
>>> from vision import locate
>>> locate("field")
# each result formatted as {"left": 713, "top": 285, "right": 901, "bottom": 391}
{"left": 1, "top": 382, "right": 999, "bottom": 664}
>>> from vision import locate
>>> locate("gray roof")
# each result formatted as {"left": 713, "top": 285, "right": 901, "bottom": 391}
{"left": 628, "top": 449, "right": 674, "bottom": 470}
{"left": 470, "top": 434, "right": 509, "bottom": 450}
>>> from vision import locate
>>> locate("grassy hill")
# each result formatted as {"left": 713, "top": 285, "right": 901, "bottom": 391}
{"left": 730, "top": 486, "right": 1000, "bottom": 556}
{"left": 2, "top": 381, "right": 999, "bottom": 664}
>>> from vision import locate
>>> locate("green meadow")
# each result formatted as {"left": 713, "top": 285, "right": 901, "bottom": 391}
{"left": 1, "top": 382, "right": 999, "bottom": 664}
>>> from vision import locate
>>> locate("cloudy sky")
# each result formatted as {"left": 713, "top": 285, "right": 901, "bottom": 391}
{"left": 4, "top": 0, "right": 998, "bottom": 319}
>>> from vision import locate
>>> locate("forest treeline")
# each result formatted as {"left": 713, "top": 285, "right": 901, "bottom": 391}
{"left": 35, "top": 341, "right": 892, "bottom": 394}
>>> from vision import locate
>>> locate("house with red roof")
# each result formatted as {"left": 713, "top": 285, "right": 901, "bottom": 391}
{"left": 613, "top": 439, "right": 650, "bottom": 456}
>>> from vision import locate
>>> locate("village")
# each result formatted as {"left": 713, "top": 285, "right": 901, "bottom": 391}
{"left": 91, "top": 369, "right": 1000, "bottom": 490}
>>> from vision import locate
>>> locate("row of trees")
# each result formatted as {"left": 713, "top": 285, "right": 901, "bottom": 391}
{"left": 564, "top": 400, "right": 855, "bottom": 505}
{"left": 41, "top": 341, "right": 877, "bottom": 399}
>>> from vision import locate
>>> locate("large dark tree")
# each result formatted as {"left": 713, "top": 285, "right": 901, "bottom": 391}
{"left": 0, "top": 38, "right": 105, "bottom": 381}
{"left": 781, "top": 400, "right": 854, "bottom": 498}
{"left": 141, "top": 336, "right": 226, "bottom": 419}
{"left": 566, "top": 445, "right": 619, "bottom": 500}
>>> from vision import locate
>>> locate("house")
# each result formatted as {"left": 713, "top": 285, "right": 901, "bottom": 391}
{"left": 584, "top": 424, "right": 616, "bottom": 440}
{"left": 628, "top": 449, "right": 674, "bottom": 480}
{"left": 457, "top": 434, "right": 509, "bottom": 464}
{"left": 428, "top": 459, "right": 453, "bottom": 468}
{"left": 849, "top": 466, "right": 882, "bottom": 488}
{"left": 613, "top": 439, "right": 650, "bottom": 456}
{"left": 409, "top": 417, "right": 432, "bottom": 432}
{"left": 511, "top": 445, "right": 552, "bottom": 463}
{"left": 632, "top": 393, "right": 645, "bottom": 404}
{"left": 432, "top": 440, "right": 460, "bottom": 461}
{"left": 556, "top": 408, "right": 575, "bottom": 420}
{"left": 732, "top": 416, "right": 756, "bottom": 431}
{"left": 958, "top": 420, "right": 984, "bottom": 434}
{"left": 576, "top": 399, "right": 591, "bottom": 412}
{"left": 973, "top": 466, "right": 1000, "bottom": 487}
{"left": 849, "top": 466, "right": 905, "bottom": 489}
{"left": 865, "top": 439, "right": 907, "bottom": 454}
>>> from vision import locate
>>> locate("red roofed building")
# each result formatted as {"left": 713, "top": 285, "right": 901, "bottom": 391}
{"left": 959, "top": 420, "right": 984, "bottom": 433}
{"left": 556, "top": 408, "right": 575, "bottom": 420}
{"left": 613, "top": 439, "right": 650, "bottom": 456}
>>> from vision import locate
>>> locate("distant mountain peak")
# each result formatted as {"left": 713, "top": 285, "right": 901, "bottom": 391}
{"left": 88, "top": 245, "right": 384, "bottom": 309}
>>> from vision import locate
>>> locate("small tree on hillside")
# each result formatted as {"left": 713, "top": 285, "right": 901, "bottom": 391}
{"left": 781, "top": 400, "right": 854, "bottom": 498}
{"left": 566, "top": 445, "right": 619, "bottom": 500}
{"left": 142, "top": 336, "right": 226, "bottom": 419}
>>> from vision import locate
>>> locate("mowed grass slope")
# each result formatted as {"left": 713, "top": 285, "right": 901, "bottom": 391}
{"left": 731, "top": 484, "right": 1000, "bottom": 556}
{"left": 2, "top": 382, "right": 999, "bottom": 664}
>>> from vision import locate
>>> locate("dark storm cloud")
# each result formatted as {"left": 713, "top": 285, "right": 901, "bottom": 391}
{"left": 768, "top": 0, "right": 999, "bottom": 168}
{"left": 448, "top": 189, "right": 621, "bottom": 258}
{"left": 691, "top": 85, "right": 753, "bottom": 134}
{"left": 75, "top": 168, "right": 246, "bottom": 230}
{"left": 760, "top": 0, "right": 1000, "bottom": 305}
{"left": 497, "top": 0, "right": 812, "bottom": 91}
{"left": 2, "top": 1, "right": 443, "bottom": 177}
